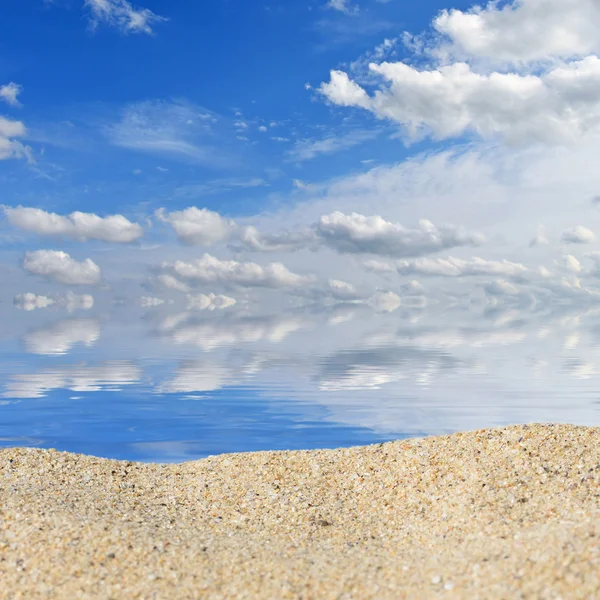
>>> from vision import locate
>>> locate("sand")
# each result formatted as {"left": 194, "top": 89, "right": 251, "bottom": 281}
{"left": 1, "top": 423, "right": 600, "bottom": 599}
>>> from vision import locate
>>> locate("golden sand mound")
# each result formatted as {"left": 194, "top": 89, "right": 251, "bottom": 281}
{"left": 1, "top": 423, "right": 600, "bottom": 598}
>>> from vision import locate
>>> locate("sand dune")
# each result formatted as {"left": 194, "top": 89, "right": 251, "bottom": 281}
{"left": 1, "top": 423, "right": 600, "bottom": 598}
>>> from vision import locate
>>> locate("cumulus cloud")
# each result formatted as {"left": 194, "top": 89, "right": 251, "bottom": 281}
{"left": 395, "top": 256, "right": 528, "bottom": 278}
{"left": 84, "top": 0, "right": 167, "bottom": 34}
{"left": 0, "top": 82, "right": 22, "bottom": 106}
{"left": 320, "top": 57, "right": 600, "bottom": 144}
{"left": 22, "top": 318, "right": 100, "bottom": 355}
{"left": 157, "top": 254, "right": 314, "bottom": 290}
{"left": 23, "top": 250, "right": 102, "bottom": 286}
{"left": 317, "top": 211, "right": 484, "bottom": 257}
{"left": 156, "top": 207, "right": 236, "bottom": 246}
{"left": 327, "top": 279, "right": 361, "bottom": 301}
{"left": 562, "top": 226, "right": 596, "bottom": 244}
{"left": 14, "top": 293, "right": 55, "bottom": 311}
{"left": 0, "top": 116, "right": 30, "bottom": 161}
{"left": 4, "top": 207, "right": 144, "bottom": 243}
{"left": 432, "top": 0, "right": 600, "bottom": 63}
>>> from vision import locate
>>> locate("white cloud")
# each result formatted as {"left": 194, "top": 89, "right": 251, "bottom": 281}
{"left": 237, "top": 225, "right": 314, "bottom": 252}
{"left": 286, "top": 130, "right": 378, "bottom": 162}
{"left": 23, "top": 250, "right": 102, "bottom": 286}
{"left": 140, "top": 296, "right": 165, "bottom": 308}
{"left": 156, "top": 361, "right": 235, "bottom": 394}
{"left": 156, "top": 207, "right": 235, "bottom": 245}
{"left": 0, "top": 116, "right": 30, "bottom": 161}
{"left": 483, "top": 279, "right": 520, "bottom": 296}
{"left": 326, "top": 0, "right": 358, "bottom": 15}
{"left": 186, "top": 293, "right": 236, "bottom": 311}
{"left": 530, "top": 233, "right": 549, "bottom": 247}
{"left": 64, "top": 291, "right": 95, "bottom": 312}
{"left": 161, "top": 314, "right": 307, "bottom": 351}
{"left": 106, "top": 101, "right": 222, "bottom": 165}
{"left": 367, "top": 290, "right": 402, "bottom": 312}
{"left": 395, "top": 256, "right": 528, "bottom": 278}
{"left": 432, "top": 0, "right": 600, "bottom": 63}
{"left": 563, "top": 254, "right": 584, "bottom": 273}
{"left": 0, "top": 82, "right": 22, "bottom": 107}
{"left": 327, "top": 279, "right": 360, "bottom": 301}
{"left": 3, "top": 361, "right": 140, "bottom": 398}
{"left": 156, "top": 274, "right": 190, "bottom": 293}
{"left": 22, "top": 318, "right": 100, "bottom": 356}
{"left": 4, "top": 206, "right": 144, "bottom": 243}
{"left": 13, "top": 293, "right": 55, "bottom": 311}
{"left": 84, "top": 0, "right": 167, "bottom": 35}
{"left": 316, "top": 211, "right": 485, "bottom": 257}
{"left": 157, "top": 254, "right": 314, "bottom": 290}
{"left": 319, "top": 56, "right": 600, "bottom": 144}
{"left": 562, "top": 226, "right": 596, "bottom": 244}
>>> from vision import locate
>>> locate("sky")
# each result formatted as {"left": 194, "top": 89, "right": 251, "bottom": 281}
{"left": 4, "top": 0, "right": 600, "bottom": 314}
{"left": 4, "top": 0, "right": 600, "bottom": 458}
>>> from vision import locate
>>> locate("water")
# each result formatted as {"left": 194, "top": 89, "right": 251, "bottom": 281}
{"left": 1, "top": 299, "right": 599, "bottom": 462}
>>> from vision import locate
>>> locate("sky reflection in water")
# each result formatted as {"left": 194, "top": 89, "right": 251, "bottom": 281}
{"left": 1, "top": 298, "right": 599, "bottom": 463}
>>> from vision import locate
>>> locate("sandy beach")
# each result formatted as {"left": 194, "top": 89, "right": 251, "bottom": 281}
{"left": 1, "top": 423, "right": 600, "bottom": 599}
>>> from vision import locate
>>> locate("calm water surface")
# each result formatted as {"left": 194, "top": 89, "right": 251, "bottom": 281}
{"left": 1, "top": 299, "right": 599, "bottom": 462}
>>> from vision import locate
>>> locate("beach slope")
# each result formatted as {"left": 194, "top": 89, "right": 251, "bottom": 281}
{"left": 1, "top": 423, "right": 600, "bottom": 598}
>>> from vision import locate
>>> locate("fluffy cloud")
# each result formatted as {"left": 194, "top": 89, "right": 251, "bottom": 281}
{"left": 562, "top": 226, "right": 596, "bottom": 244}
{"left": 395, "top": 256, "right": 528, "bottom": 277}
{"left": 22, "top": 318, "right": 100, "bottom": 356}
{"left": 0, "top": 116, "right": 30, "bottom": 161}
{"left": 320, "top": 57, "right": 600, "bottom": 144}
{"left": 0, "top": 82, "right": 22, "bottom": 106}
{"left": 157, "top": 254, "right": 314, "bottom": 289}
{"left": 317, "top": 211, "right": 484, "bottom": 257}
{"left": 84, "top": 0, "right": 167, "bottom": 34}
{"left": 432, "top": 0, "right": 600, "bottom": 63}
{"left": 156, "top": 207, "right": 235, "bottom": 246}
{"left": 23, "top": 250, "right": 102, "bottom": 286}
{"left": 327, "top": 279, "right": 361, "bottom": 301}
{"left": 14, "top": 293, "right": 55, "bottom": 311}
{"left": 4, "top": 207, "right": 144, "bottom": 243}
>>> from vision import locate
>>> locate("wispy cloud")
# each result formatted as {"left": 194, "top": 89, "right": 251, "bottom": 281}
{"left": 286, "top": 129, "right": 379, "bottom": 162}
{"left": 84, "top": 0, "right": 167, "bottom": 35}
{"left": 105, "top": 100, "right": 231, "bottom": 166}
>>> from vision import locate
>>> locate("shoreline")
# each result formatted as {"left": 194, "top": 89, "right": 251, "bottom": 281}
{"left": 2, "top": 423, "right": 600, "bottom": 598}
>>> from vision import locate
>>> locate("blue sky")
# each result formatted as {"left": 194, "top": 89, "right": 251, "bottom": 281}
{"left": 5, "top": 0, "right": 600, "bottom": 457}
{"left": 0, "top": 0, "right": 478, "bottom": 220}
